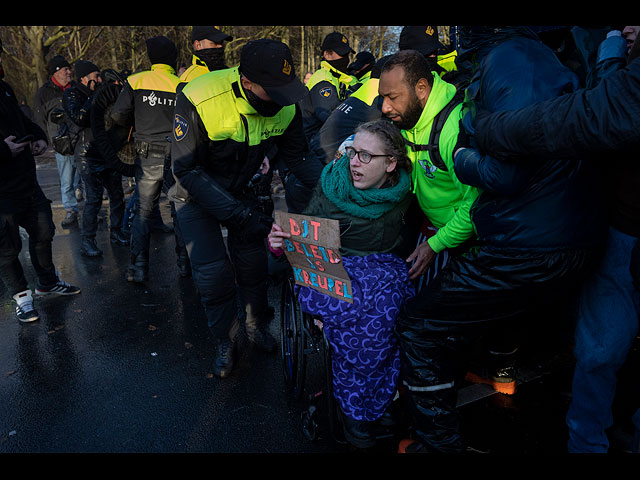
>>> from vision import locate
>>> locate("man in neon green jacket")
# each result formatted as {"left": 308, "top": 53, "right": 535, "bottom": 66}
{"left": 379, "top": 49, "right": 478, "bottom": 281}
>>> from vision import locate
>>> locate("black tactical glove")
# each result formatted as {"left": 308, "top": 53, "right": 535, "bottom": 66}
{"left": 235, "top": 207, "right": 274, "bottom": 240}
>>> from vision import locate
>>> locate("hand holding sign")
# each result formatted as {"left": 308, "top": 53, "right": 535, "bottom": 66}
{"left": 274, "top": 210, "right": 353, "bottom": 303}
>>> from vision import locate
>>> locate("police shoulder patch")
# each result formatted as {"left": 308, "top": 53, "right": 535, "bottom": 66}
{"left": 319, "top": 86, "right": 332, "bottom": 98}
{"left": 174, "top": 114, "right": 188, "bottom": 141}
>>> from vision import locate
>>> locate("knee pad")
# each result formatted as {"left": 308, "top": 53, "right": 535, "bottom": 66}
{"left": 191, "top": 258, "right": 236, "bottom": 306}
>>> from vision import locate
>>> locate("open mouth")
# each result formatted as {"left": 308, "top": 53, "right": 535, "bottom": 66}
{"left": 351, "top": 170, "right": 363, "bottom": 181}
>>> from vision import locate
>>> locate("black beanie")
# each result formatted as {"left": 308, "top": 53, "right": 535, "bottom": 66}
{"left": 75, "top": 60, "right": 100, "bottom": 80}
{"left": 146, "top": 36, "right": 178, "bottom": 68}
{"left": 48, "top": 55, "right": 71, "bottom": 76}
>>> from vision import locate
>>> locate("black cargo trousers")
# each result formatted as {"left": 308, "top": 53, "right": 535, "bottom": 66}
{"left": 395, "top": 245, "right": 596, "bottom": 453}
{"left": 174, "top": 189, "right": 271, "bottom": 342}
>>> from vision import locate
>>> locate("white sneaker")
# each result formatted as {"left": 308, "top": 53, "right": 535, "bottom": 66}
{"left": 13, "top": 290, "right": 39, "bottom": 323}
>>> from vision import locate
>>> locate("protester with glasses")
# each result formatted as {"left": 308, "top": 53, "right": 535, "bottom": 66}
{"left": 268, "top": 119, "right": 416, "bottom": 450}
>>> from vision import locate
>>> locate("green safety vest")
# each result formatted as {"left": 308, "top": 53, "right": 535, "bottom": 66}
{"left": 181, "top": 66, "right": 296, "bottom": 146}
{"left": 307, "top": 61, "right": 358, "bottom": 100}
{"left": 437, "top": 50, "right": 458, "bottom": 73}
{"left": 179, "top": 54, "right": 210, "bottom": 83}
{"left": 350, "top": 76, "right": 380, "bottom": 105}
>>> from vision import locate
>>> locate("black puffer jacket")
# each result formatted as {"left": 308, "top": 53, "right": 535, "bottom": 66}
{"left": 473, "top": 56, "right": 640, "bottom": 238}
{"left": 453, "top": 28, "right": 607, "bottom": 251}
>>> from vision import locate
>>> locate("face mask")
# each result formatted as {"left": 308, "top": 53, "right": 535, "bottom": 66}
{"left": 327, "top": 56, "right": 350, "bottom": 74}
{"left": 244, "top": 87, "right": 283, "bottom": 117}
{"left": 197, "top": 47, "right": 226, "bottom": 71}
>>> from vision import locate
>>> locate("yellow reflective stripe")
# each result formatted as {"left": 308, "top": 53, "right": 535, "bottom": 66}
{"left": 127, "top": 64, "right": 180, "bottom": 93}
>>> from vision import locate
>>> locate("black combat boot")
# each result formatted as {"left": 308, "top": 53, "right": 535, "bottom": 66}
{"left": 176, "top": 247, "right": 191, "bottom": 278}
{"left": 80, "top": 236, "right": 103, "bottom": 257}
{"left": 126, "top": 252, "right": 148, "bottom": 283}
{"left": 110, "top": 228, "right": 130, "bottom": 246}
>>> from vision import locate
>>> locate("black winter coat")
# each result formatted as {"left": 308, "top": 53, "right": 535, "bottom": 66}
{"left": 454, "top": 32, "right": 607, "bottom": 251}
{"left": 0, "top": 79, "right": 49, "bottom": 212}
{"left": 474, "top": 57, "right": 640, "bottom": 238}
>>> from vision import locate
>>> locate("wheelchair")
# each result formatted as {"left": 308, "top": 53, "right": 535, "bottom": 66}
{"left": 279, "top": 275, "right": 346, "bottom": 443}
{"left": 278, "top": 270, "right": 414, "bottom": 448}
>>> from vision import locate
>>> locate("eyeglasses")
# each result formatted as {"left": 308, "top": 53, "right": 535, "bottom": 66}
{"left": 345, "top": 146, "right": 391, "bottom": 164}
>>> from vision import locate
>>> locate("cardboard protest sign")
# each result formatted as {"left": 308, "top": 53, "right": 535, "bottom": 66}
{"left": 274, "top": 210, "right": 353, "bottom": 303}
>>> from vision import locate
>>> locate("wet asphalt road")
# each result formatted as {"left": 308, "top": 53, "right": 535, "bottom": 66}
{"left": 1, "top": 153, "right": 638, "bottom": 455}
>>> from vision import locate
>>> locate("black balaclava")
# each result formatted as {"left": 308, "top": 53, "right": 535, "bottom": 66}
{"left": 197, "top": 47, "right": 226, "bottom": 71}
{"left": 327, "top": 56, "right": 350, "bottom": 74}
{"left": 146, "top": 36, "right": 178, "bottom": 71}
{"left": 243, "top": 87, "right": 283, "bottom": 117}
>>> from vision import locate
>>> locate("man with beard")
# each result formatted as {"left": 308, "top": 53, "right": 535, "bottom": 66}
{"left": 170, "top": 39, "right": 323, "bottom": 378}
{"left": 378, "top": 50, "right": 478, "bottom": 281}
{"left": 386, "top": 28, "right": 606, "bottom": 453}
{"left": 300, "top": 31, "right": 358, "bottom": 141}
{"left": 179, "top": 26, "right": 232, "bottom": 84}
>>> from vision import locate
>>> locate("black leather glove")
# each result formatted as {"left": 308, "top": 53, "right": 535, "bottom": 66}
{"left": 235, "top": 207, "right": 274, "bottom": 239}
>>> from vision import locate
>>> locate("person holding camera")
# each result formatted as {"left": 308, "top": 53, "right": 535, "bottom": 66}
{"left": 63, "top": 60, "right": 129, "bottom": 257}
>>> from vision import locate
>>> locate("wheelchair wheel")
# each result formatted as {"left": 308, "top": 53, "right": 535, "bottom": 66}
{"left": 280, "top": 277, "right": 305, "bottom": 400}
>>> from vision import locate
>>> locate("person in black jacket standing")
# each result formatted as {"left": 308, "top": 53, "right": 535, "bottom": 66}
{"left": 63, "top": 60, "right": 128, "bottom": 257}
{"left": 0, "top": 39, "right": 80, "bottom": 322}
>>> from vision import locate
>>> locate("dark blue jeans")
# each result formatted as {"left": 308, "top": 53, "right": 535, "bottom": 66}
{"left": 0, "top": 186, "right": 58, "bottom": 295}
{"left": 566, "top": 227, "right": 640, "bottom": 452}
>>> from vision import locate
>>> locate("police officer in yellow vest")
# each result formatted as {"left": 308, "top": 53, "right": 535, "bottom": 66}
{"left": 171, "top": 39, "right": 322, "bottom": 378}
{"left": 399, "top": 26, "right": 458, "bottom": 77}
{"left": 179, "top": 26, "right": 233, "bottom": 84}
{"left": 300, "top": 31, "right": 358, "bottom": 141}
{"left": 284, "top": 55, "right": 389, "bottom": 215}
{"left": 348, "top": 51, "right": 376, "bottom": 88}
{"left": 111, "top": 36, "right": 181, "bottom": 284}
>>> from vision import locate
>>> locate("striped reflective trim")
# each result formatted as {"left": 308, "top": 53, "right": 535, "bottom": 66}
{"left": 402, "top": 380, "right": 455, "bottom": 392}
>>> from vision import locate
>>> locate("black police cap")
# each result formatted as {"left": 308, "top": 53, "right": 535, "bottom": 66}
{"left": 240, "top": 39, "right": 308, "bottom": 106}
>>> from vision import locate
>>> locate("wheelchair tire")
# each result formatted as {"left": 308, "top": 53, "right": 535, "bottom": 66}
{"left": 280, "top": 277, "right": 306, "bottom": 400}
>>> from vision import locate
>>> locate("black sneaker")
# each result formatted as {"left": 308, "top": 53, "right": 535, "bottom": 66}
{"left": 212, "top": 337, "right": 236, "bottom": 378}
{"left": 13, "top": 290, "right": 39, "bottom": 323}
{"left": 35, "top": 277, "right": 81, "bottom": 296}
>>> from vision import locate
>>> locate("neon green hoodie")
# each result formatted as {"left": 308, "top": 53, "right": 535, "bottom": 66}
{"left": 402, "top": 73, "right": 479, "bottom": 253}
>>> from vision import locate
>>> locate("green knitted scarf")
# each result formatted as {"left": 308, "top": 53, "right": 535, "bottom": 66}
{"left": 321, "top": 155, "right": 411, "bottom": 220}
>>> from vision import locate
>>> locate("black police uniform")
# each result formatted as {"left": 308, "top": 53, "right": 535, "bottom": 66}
{"left": 111, "top": 36, "right": 181, "bottom": 282}
{"left": 170, "top": 39, "right": 322, "bottom": 377}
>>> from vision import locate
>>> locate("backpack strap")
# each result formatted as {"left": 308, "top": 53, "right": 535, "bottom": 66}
{"left": 404, "top": 88, "right": 465, "bottom": 172}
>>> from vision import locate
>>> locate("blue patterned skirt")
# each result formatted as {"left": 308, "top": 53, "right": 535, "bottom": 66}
{"left": 296, "top": 253, "right": 415, "bottom": 421}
